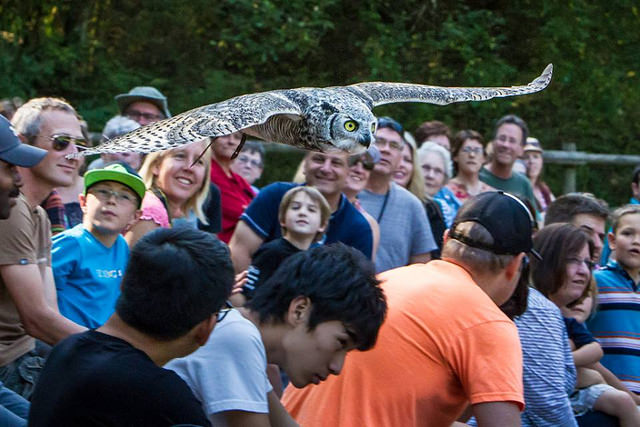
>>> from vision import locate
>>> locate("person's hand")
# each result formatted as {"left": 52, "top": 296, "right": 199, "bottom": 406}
{"left": 232, "top": 270, "right": 248, "bottom": 295}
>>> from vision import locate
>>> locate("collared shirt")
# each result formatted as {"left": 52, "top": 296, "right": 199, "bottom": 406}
{"left": 588, "top": 260, "right": 640, "bottom": 393}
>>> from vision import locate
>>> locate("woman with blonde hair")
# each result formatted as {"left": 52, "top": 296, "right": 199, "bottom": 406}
{"left": 125, "top": 140, "right": 212, "bottom": 247}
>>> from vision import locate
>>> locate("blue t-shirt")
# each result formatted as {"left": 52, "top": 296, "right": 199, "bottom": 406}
{"left": 433, "top": 186, "right": 462, "bottom": 228}
{"left": 239, "top": 182, "right": 373, "bottom": 258}
{"left": 588, "top": 260, "right": 640, "bottom": 393}
{"left": 52, "top": 224, "right": 129, "bottom": 328}
{"left": 563, "top": 317, "right": 597, "bottom": 349}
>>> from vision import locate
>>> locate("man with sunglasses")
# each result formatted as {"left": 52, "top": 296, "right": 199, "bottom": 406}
{"left": 357, "top": 116, "right": 436, "bottom": 272}
{"left": 0, "top": 98, "right": 88, "bottom": 398}
{"left": 30, "top": 228, "right": 234, "bottom": 426}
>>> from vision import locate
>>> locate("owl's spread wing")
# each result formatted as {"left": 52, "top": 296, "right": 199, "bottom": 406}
{"left": 76, "top": 90, "right": 303, "bottom": 156}
{"left": 352, "top": 64, "right": 553, "bottom": 108}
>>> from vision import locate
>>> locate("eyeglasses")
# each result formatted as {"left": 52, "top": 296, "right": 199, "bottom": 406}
{"left": 51, "top": 134, "right": 88, "bottom": 151}
{"left": 348, "top": 154, "right": 374, "bottom": 171}
{"left": 236, "top": 155, "right": 263, "bottom": 168}
{"left": 377, "top": 116, "right": 403, "bottom": 134}
{"left": 566, "top": 257, "right": 595, "bottom": 271}
{"left": 216, "top": 301, "right": 233, "bottom": 323}
{"left": 88, "top": 187, "right": 138, "bottom": 205}
{"left": 460, "top": 146, "right": 483, "bottom": 155}
{"left": 125, "top": 110, "right": 164, "bottom": 122}
{"left": 374, "top": 137, "right": 403, "bottom": 151}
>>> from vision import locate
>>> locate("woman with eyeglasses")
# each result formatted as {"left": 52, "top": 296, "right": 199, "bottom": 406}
{"left": 342, "top": 150, "right": 380, "bottom": 260}
{"left": 417, "top": 141, "right": 461, "bottom": 228}
{"left": 125, "top": 140, "right": 212, "bottom": 248}
{"left": 446, "top": 130, "right": 495, "bottom": 202}
{"left": 392, "top": 133, "right": 446, "bottom": 258}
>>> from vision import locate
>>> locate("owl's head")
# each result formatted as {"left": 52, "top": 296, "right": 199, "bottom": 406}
{"left": 324, "top": 113, "right": 377, "bottom": 154}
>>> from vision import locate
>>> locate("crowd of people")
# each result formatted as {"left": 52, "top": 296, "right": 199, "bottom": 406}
{"left": 0, "top": 87, "right": 638, "bottom": 427}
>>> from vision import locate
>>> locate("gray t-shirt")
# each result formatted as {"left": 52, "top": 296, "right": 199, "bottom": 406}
{"left": 166, "top": 309, "right": 272, "bottom": 426}
{"left": 358, "top": 182, "right": 436, "bottom": 272}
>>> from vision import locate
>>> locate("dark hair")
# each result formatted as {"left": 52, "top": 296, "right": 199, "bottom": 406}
{"left": 246, "top": 243, "right": 387, "bottom": 351}
{"left": 450, "top": 129, "right": 486, "bottom": 159}
{"left": 530, "top": 223, "right": 592, "bottom": 298}
{"left": 414, "top": 120, "right": 451, "bottom": 146}
{"left": 493, "top": 114, "right": 528, "bottom": 146}
{"left": 241, "top": 140, "right": 266, "bottom": 164}
{"left": 545, "top": 193, "right": 609, "bottom": 226}
{"left": 632, "top": 165, "right": 640, "bottom": 185}
{"left": 117, "top": 228, "right": 233, "bottom": 340}
{"left": 377, "top": 116, "right": 404, "bottom": 136}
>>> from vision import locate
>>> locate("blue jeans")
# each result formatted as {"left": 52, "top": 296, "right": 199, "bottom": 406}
{"left": 0, "top": 350, "right": 45, "bottom": 400}
{"left": 0, "top": 381, "right": 28, "bottom": 426}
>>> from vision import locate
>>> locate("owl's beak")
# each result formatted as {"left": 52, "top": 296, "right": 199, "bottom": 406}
{"left": 358, "top": 134, "right": 371, "bottom": 148}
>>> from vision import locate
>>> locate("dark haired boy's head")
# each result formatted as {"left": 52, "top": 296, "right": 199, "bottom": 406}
{"left": 491, "top": 114, "right": 528, "bottom": 170}
{"left": 117, "top": 227, "right": 233, "bottom": 341}
{"left": 545, "top": 193, "right": 609, "bottom": 263}
{"left": 248, "top": 243, "right": 386, "bottom": 350}
{"left": 246, "top": 243, "right": 387, "bottom": 387}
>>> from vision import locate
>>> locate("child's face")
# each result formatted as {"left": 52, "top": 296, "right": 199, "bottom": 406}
{"left": 610, "top": 213, "right": 640, "bottom": 272}
{"left": 281, "top": 192, "right": 325, "bottom": 238}
{"left": 561, "top": 295, "right": 594, "bottom": 324}
{"left": 82, "top": 181, "right": 140, "bottom": 234}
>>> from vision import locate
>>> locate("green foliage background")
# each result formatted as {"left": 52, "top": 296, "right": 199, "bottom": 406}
{"left": 1, "top": 1, "right": 638, "bottom": 207}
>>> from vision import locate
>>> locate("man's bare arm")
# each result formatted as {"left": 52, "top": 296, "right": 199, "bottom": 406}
{"left": 472, "top": 402, "right": 521, "bottom": 427}
{"left": 229, "top": 221, "right": 265, "bottom": 274}
{"left": 1, "top": 264, "right": 85, "bottom": 345}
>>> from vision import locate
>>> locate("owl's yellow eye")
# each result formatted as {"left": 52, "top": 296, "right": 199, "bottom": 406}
{"left": 370, "top": 123, "right": 376, "bottom": 133}
{"left": 344, "top": 120, "right": 358, "bottom": 132}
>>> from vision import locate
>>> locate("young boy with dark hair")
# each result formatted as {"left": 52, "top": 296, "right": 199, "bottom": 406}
{"left": 52, "top": 163, "right": 145, "bottom": 328}
{"left": 166, "top": 243, "right": 387, "bottom": 427}
{"left": 589, "top": 204, "right": 640, "bottom": 398}
{"left": 29, "top": 227, "right": 234, "bottom": 426}
{"left": 239, "top": 186, "right": 331, "bottom": 303}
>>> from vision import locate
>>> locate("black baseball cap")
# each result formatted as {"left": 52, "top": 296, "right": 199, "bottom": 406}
{"left": 449, "top": 191, "right": 541, "bottom": 259}
{"left": 0, "top": 115, "right": 47, "bottom": 167}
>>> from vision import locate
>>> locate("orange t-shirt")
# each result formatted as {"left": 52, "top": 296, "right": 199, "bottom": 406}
{"left": 283, "top": 260, "right": 524, "bottom": 427}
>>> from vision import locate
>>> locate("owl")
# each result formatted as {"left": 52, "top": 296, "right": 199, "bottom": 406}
{"left": 76, "top": 64, "right": 552, "bottom": 158}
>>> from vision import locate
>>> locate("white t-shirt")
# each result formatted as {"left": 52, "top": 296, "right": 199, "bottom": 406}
{"left": 165, "top": 309, "right": 272, "bottom": 426}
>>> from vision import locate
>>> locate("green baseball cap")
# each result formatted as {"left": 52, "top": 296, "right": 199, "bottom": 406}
{"left": 84, "top": 163, "right": 146, "bottom": 207}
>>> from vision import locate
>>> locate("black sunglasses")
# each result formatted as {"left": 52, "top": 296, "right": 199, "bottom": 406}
{"left": 50, "top": 134, "right": 88, "bottom": 151}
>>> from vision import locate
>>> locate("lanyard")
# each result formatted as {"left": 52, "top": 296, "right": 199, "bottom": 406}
{"left": 377, "top": 189, "right": 391, "bottom": 223}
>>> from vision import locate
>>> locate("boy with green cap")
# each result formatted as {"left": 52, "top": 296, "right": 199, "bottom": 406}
{"left": 52, "top": 163, "right": 145, "bottom": 328}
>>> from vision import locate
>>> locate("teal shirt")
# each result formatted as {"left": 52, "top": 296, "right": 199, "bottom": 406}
{"left": 52, "top": 224, "right": 129, "bottom": 328}
{"left": 479, "top": 168, "right": 537, "bottom": 214}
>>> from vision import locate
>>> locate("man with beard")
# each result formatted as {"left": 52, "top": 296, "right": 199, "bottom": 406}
{"left": 0, "top": 114, "right": 47, "bottom": 425}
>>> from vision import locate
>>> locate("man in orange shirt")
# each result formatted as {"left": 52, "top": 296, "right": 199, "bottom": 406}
{"left": 283, "top": 191, "right": 537, "bottom": 427}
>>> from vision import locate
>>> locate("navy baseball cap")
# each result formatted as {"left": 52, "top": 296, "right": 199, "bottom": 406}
{"left": 0, "top": 116, "right": 47, "bottom": 167}
{"left": 450, "top": 191, "right": 541, "bottom": 259}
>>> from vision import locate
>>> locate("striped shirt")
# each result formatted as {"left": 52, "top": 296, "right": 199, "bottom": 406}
{"left": 588, "top": 260, "right": 640, "bottom": 393}
{"left": 516, "top": 288, "right": 577, "bottom": 427}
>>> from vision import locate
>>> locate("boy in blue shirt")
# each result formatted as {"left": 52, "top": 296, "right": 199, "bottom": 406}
{"left": 52, "top": 163, "right": 145, "bottom": 328}
{"left": 589, "top": 204, "right": 640, "bottom": 397}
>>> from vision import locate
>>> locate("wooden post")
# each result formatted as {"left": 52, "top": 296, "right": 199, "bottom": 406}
{"left": 562, "top": 142, "right": 577, "bottom": 194}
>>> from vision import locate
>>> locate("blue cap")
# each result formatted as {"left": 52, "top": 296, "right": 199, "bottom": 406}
{"left": 0, "top": 116, "right": 47, "bottom": 167}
